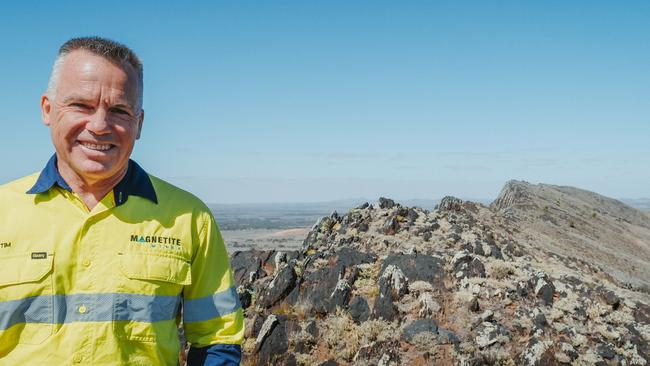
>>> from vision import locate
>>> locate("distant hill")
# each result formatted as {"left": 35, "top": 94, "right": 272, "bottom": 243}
{"left": 209, "top": 198, "right": 491, "bottom": 230}
{"left": 492, "top": 180, "right": 650, "bottom": 290}
{"left": 621, "top": 198, "right": 650, "bottom": 210}
{"left": 209, "top": 200, "right": 366, "bottom": 230}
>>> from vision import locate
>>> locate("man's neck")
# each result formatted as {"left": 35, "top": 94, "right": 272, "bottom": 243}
{"left": 56, "top": 160, "right": 128, "bottom": 211}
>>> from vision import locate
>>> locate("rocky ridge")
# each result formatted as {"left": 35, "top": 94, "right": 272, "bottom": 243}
{"left": 230, "top": 181, "right": 650, "bottom": 365}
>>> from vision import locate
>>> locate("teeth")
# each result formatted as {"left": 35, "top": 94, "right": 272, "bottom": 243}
{"left": 81, "top": 142, "right": 112, "bottom": 151}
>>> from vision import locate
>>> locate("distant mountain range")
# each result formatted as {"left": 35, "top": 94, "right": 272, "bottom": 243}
{"left": 210, "top": 196, "right": 649, "bottom": 230}
{"left": 621, "top": 198, "right": 650, "bottom": 210}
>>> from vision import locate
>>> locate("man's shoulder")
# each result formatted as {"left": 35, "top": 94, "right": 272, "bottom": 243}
{"left": 148, "top": 175, "right": 211, "bottom": 215}
{"left": 0, "top": 173, "right": 40, "bottom": 196}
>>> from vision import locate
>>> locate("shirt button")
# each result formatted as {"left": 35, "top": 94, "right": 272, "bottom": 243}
{"left": 78, "top": 305, "right": 88, "bottom": 314}
{"left": 72, "top": 354, "right": 82, "bottom": 363}
{"left": 82, "top": 259, "right": 91, "bottom": 267}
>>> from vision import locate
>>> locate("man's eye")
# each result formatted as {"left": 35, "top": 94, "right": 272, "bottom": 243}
{"left": 112, "top": 109, "right": 130, "bottom": 115}
{"left": 71, "top": 103, "right": 90, "bottom": 110}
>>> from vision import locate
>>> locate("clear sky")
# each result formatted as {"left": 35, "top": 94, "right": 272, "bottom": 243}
{"left": 1, "top": 1, "right": 648, "bottom": 203}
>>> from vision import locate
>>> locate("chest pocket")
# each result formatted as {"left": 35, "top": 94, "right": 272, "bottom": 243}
{"left": 0, "top": 251, "right": 54, "bottom": 347}
{"left": 119, "top": 252, "right": 192, "bottom": 286}
{"left": 115, "top": 251, "right": 191, "bottom": 344}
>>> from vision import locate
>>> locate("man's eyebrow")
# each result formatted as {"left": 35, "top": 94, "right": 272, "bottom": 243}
{"left": 60, "top": 96, "right": 136, "bottom": 111}
{"left": 60, "top": 95, "right": 94, "bottom": 104}
{"left": 111, "top": 103, "right": 135, "bottom": 111}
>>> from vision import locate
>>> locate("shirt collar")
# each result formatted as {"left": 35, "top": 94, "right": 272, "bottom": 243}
{"left": 26, "top": 154, "right": 158, "bottom": 206}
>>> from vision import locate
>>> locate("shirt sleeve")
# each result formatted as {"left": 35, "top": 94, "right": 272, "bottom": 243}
{"left": 183, "top": 210, "right": 244, "bottom": 349}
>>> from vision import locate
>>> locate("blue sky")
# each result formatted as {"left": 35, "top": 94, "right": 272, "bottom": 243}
{"left": 0, "top": 1, "right": 648, "bottom": 203}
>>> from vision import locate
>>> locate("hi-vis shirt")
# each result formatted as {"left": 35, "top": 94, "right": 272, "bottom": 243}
{"left": 0, "top": 156, "right": 244, "bottom": 365}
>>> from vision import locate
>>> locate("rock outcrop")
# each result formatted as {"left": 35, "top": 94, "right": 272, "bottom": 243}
{"left": 232, "top": 181, "right": 650, "bottom": 365}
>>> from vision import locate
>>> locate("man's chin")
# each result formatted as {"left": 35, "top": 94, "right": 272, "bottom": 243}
{"left": 73, "top": 161, "right": 125, "bottom": 182}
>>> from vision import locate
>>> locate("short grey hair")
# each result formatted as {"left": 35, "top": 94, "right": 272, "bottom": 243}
{"left": 46, "top": 37, "right": 143, "bottom": 107}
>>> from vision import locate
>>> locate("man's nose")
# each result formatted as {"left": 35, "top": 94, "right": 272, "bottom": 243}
{"left": 86, "top": 108, "right": 111, "bottom": 134}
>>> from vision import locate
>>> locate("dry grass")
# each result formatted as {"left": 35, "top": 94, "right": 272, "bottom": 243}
{"left": 586, "top": 302, "right": 610, "bottom": 320}
{"left": 241, "top": 338, "right": 256, "bottom": 353}
{"left": 312, "top": 257, "right": 330, "bottom": 270}
{"left": 295, "top": 353, "right": 319, "bottom": 366}
{"left": 354, "top": 262, "right": 382, "bottom": 298}
{"left": 409, "top": 280, "right": 434, "bottom": 295}
{"left": 410, "top": 332, "right": 438, "bottom": 354}
{"left": 595, "top": 324, "right": 621, "bottom": 342}
{"left": 486, "top": 261, "right": 516, "bottom": 280}
{"left": 323, "top": 309, "right": 359, "bottom": 360}
{"left": 322, "top": 309, "right": 398, "bottom": 361}
{"left": 478, "top": 348, "right": 516, "bottom": 366}
{"left": 273, "top": 300, "right": 309, "bottom": 321}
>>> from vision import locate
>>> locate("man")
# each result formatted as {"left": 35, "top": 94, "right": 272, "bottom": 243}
{"left": 0, "top": 37, "right": 244, "bottom": 365}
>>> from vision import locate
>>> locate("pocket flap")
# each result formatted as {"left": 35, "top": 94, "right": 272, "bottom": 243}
{"left": 0, "top": 252, "right": 54, "bottom": 287}
{"left": 120, "top": 252, "right": 192, "bottom": 285}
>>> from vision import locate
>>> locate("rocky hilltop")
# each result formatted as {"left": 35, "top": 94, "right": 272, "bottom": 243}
{"left": 492, "top": 180, "right": 650, "bottom": 292}
{"left": 230, "top": 181, "right": 650, "bottom": 365}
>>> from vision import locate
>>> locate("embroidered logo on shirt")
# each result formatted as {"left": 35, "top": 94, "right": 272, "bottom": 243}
{"left": 31, "top": 252, "right": 47, "bottom": 259}
{"left": 0, "top": 242, "right": 10, "bottom": 249}
{"left": 130, "top": 234, "right": 182, "bottom": 251}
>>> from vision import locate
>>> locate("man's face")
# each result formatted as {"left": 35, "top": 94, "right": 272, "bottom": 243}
{"left": 41, "top": 50, "right": 144, "bottom": 184}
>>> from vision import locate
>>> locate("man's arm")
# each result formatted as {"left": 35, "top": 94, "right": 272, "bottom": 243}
{"left": 183, "top": 211, "right": 244, "bottom": 365}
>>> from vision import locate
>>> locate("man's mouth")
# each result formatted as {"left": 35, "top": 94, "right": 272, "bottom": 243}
{"left": 79, "top": 142, "right": 115, "bottom": 151}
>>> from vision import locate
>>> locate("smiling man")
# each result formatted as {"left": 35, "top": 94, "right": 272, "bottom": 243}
{"left": 0, "top": 37, "right": 243, "bottom": 365}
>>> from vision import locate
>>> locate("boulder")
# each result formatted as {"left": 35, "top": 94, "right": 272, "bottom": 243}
{"left": 380, "top": 265, "right": 409, "bottom": 297}
{"left": 383, "top": 215, "right": 400, "bottom": 235}
{"left": 372, "top": 278, "right": 398, "bottom": 321}
{"left": 354, "top": 340, "right": 400, "bottom": 365}
{"left": 348, "top": 296, "right": 371, "bottom": 324}
{"left": 489, "top": 245, "right": 503, "bottom": 259}
{"left": 237, "top": 286, "right": 253, "bottom": 309}
{"left": 230, "top": 250, "right": 265, "bottom": 285}
{"left": 357, "top": 222, "right": 369, "bottom": 232}
{"left": 533, "top": 313, "right": 547, "bottom": 329}
{"left": 503, "top": 241, "right": 524, "bottom": 257}
{"left": 437, "top": 328, "right": 461, "bottom": 347}
{"left": 257, "top": 263, "right": 298, "bottom": 308}
{"left": 597, "top": 344, "right": 616, "bottom": 360}
{"left": 535, "top": 278, "right": 555, "bottom": 305}
{"left": 601, "top": 290, "right": 620, "bottom": 309}
{"left": 318, "top": 361, "right": 339, "bottom": 366}
{"left": 378, "top": 197, "right": 396, "bottom": 209}
{"left": 452, "top": 251, "right": 486, "bottom": 279}
{"left": 382, "top": 253, "right": 446, "bottom": 289}
{"left": 468, "top": 297, "right": 480, "bottom": 312}
{"left": 406, "top": 208, "right": 419, "bottom": 224}
{"left": 475, "top": 322, "right": 509, "bottom": 349}
{"left": 335, "top": 248, "right": 376, "bottom": 268}
{"left": 302, "top": 267, "right": 340, "bottom": 315}
{"left": 438, "top": 196, "right": 464, "bottom": 211}
{"left": 255, "top": 314, "right": 278, "bottom": 352}
{"left": 328, "top": 279, "right": 351, "bottom": 311}
{"left": 402, "top": 319, "right": 438, "bottom": 343}
{"left": 256, "top": 315, "right": 290, "bottom": 365}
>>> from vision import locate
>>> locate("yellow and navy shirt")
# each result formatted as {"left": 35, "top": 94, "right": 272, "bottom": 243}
{"left": 0, "top": 156, "right": 244, "bottom": 365}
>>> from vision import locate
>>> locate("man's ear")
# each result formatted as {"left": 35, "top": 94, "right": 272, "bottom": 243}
{"left": 41, "top": 94, "right": 52, "bottom": 126}
{"left": 136, "top": 109, "right": 144, "bottom": 140}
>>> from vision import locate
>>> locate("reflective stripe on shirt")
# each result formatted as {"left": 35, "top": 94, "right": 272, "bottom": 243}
{"left": 0, "top": 293, "right": 181, "bottom": 330}
{"left": 183, "top": 287, "right": 241, "bottom": 323}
